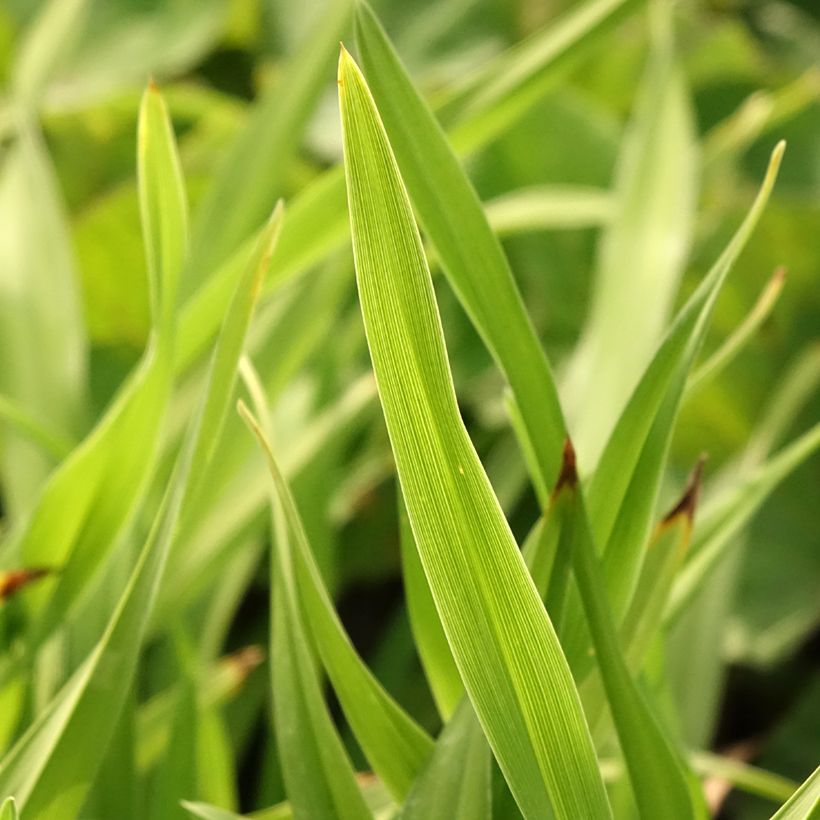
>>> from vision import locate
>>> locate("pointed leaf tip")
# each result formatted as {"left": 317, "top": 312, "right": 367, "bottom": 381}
{"left": 662, "top": 454, "right": 707, "bottom": 526}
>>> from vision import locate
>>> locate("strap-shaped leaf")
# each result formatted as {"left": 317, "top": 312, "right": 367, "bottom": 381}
{"left": 402, "top": 699, "right": 492, "bottom": 820}
{"left": 398, "top": 495, "right": 462, "bottom": 720}
{"left": 0, "top": 84, "right": 188, "bottom": 665}
{"left": 0, "top": 185, "right": 280, "bottom": 819}
{"left": 667, "top": 421, "right": 820, "bottom": 623}
{"left": 339, "top": 47, "right": 610, "bottom": 819}
{"left": 355, "top": 2, "right": 565, "bottom": 498}
{"left": 563, "top": 10, "right": 698, "bottom": 468}
{"left": 239, "top": 404, "right": 433, "bottom": 801}
{"left": 185, "top": 0, "right": 352, "bottom": 283}
{"left": 556, "top": 444, "right": 702, "bottom": 819}
{"left": 560, "top": 143, "right": 785, "bottom": 674}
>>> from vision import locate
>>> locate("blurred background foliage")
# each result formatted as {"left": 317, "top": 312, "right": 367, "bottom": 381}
{"left": 0, "top": 0, "right": 817, "bottom": 817}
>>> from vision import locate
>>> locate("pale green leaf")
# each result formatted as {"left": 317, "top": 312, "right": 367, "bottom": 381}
{"left": 239, "top": 403, "right": 433, "bottom": 801}
{"left": 402, "top": 699, "right": 492, "bottom": 820}
{"left": 185, "top": 0, "right": 352, "bottom": 285}
{"left": 563, "top": 8, "right": 698, "bottom": 469}
{"left": 0, "top": 796, "right": 17, "bottom": 820}
{"left": 266, "top": 450, "right": 371, "bottom": 820}
{"left": 355, "top": 1, "right": 566, "bottom": 500}
{"left": 0, "top": 181, "right": 279, "bottom": 819}
{"left": 0, "top": 123, "right": 87, "bottom": 520}
{"left": 339, "top": 47, "right": 610, "bottom": 819}
{"left": 398, "top": 495, "right": 462, "bottom": 720}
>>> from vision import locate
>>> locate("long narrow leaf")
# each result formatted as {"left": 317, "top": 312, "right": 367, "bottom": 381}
{"left": 339, "top": 47, "right": 610, "bottom": 819}
{"left": 0, "top": 186, "right": 280, "bottom": 819}
{"left": 238, "top": 403, "right": 433, "bottom": 801}
{"left": 355, "top": 3, "right": 565, "bottom": 498}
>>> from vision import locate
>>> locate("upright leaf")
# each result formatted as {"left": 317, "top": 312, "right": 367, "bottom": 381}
{"left": 185, "top": 0, "right": 352, "bottom": 286}
{"left": 239, "top": 404, "right": 433, "bottom": 801}
{"left": 564, "top": 6, "right": 698, "bottom": 467}
{"left": 398, "top": 496, "right": 462, "bottom": 720}
{"left": 339, "top": 48, "right": 610, "bottom": 819}
{"left": 355, "top": 3, "right": 565, "bottom": 498}
{"left": 0, "top": 191, "right": 281, "bottom": 820}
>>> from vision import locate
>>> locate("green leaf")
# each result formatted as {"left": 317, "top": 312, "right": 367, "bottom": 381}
{"left": 620, "top": 459, "right": 703, "bottom": 670}
{"left": 668, "top": 421, "right": 820, "bottom": 623}
{"left": 0, "top": 186, "right": 280, "bottom": 820}
{"left": 0, "top": 797, "right": 17, "bottom": 820}
{"left": 339, "top": 47, "right": 610, "bottom": 819}
{"left": 355, "top": 3, "right": 565, "bottom": 499}
{"left": 239, "top": 403, "right": 433, "bottom": 801}
{"left": 556, "top": 443, "right": 701, "bottom": 819}
{"left": 443, "top": 0, "right": 645, "bottom": 154}
{"left": 770, "top": 766, "right": 820, "bottom": 819}
{"left": 185, "top": 0, "right": 352, "bottom": 285}
{"left": 265, "top": 439, "right": 371, "bottom": 820}
{"left": 138, "top": 80, "right": 188, "bottom": 339}
{"left": 11, "top": 0, "right": 89, "bottom": 108}
{"left": 686, "top": 266, "right": 786, "bottom": 395}
{"left": 177, "top": 0, "right": 641, "bottom": 381}
{"left": 484, "top": 185, "right": 612, "bottom": 235}
{"left": 563, "top": 8, "right": 698, "bottom": 467}
{"left": 559, "top": 142, "right": 785, "bottom": 675}
{"left": 402, "top": 699, "right": 492, "bottom": 820}
{"left": 0, "top": 122, "right": 87, "bottom": 521}
{"left": 4, "top": 83, "right": 189, "bottom": 659}
{"left": 398, "top": 495, "right": 462, "bottom": 720}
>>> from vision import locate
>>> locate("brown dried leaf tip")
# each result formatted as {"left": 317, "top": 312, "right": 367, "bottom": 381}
{"left": 662, "top": 454, "right": 707, "bottom": 527}
{"left": 0, "top": 567, "right": 52, "bottom": 602}
{"left": 553, "top": 437, "right": 579, "bottom": 496}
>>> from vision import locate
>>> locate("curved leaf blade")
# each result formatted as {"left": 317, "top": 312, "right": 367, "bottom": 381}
{"left": 339, "top": 47, "right": 610, "bottom": 819}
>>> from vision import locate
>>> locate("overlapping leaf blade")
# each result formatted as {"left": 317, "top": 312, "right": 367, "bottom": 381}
{"left": 339, "top": 47, "right": 610, "bottom": 819}
{"left": 239, "top": 404, "right": 433, "bottom": 802}
{"left": 0, "top": 106, "right": 281, "bottom": 816}
{"left": 355, "top": 3, "right": 565, "bottom": 497}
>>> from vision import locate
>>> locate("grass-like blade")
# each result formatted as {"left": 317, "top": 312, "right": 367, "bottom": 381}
{"left": 355, "top": 2, "right": 565, "bottom": 499}
{"left": 770, "top": 765, "right": 820, "bottom": 819}
{"left": 443, "top": 0, "right": 644, "bottom": 153}
{"left": 239, "top": 403, "right": 433, "bottom": 801}
{"left": 484, "top": 185, "right": 612, "bottom": 235}
{"left": 563, "top": 9, "right": 697, "bottom": 467}
{"left": 0, "top": 123, "right": 87, "bottom": 521}
{"left": 667, "top": 421, "right": 820, "bottom": 623}
{"left": 0, "top": 84, "right": 186, "bottom": 668}
{"left": 556, "top": 442, "right": 701, "bottom": 819}
{"left": 0, "top": 193, "right": 280, "bottom": 819}
{"left": 0, "top": 797, "right": 16, "bottom": 820}
{"left": 265, "top": 446, "right": 371, "bottom": 820}
{"left": 402, "top": 699, "right": 492, "bottom": 820}
{"left": 398, "top": 495, "right": 462, "bottom": 719}
{"left": 185, "top": 0, "right": 352, "bottom": 285}
{"left": 339, "top": 47, "right": 610, "bottom": 818}
{"left": 559, "top": 143, "right": 785, "bottom": 673}
{"left": 687, "top": 267, "right": 786, "bottom": 395}
{"left": 177, "top": 0, "right": 641, "bottom": 382}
